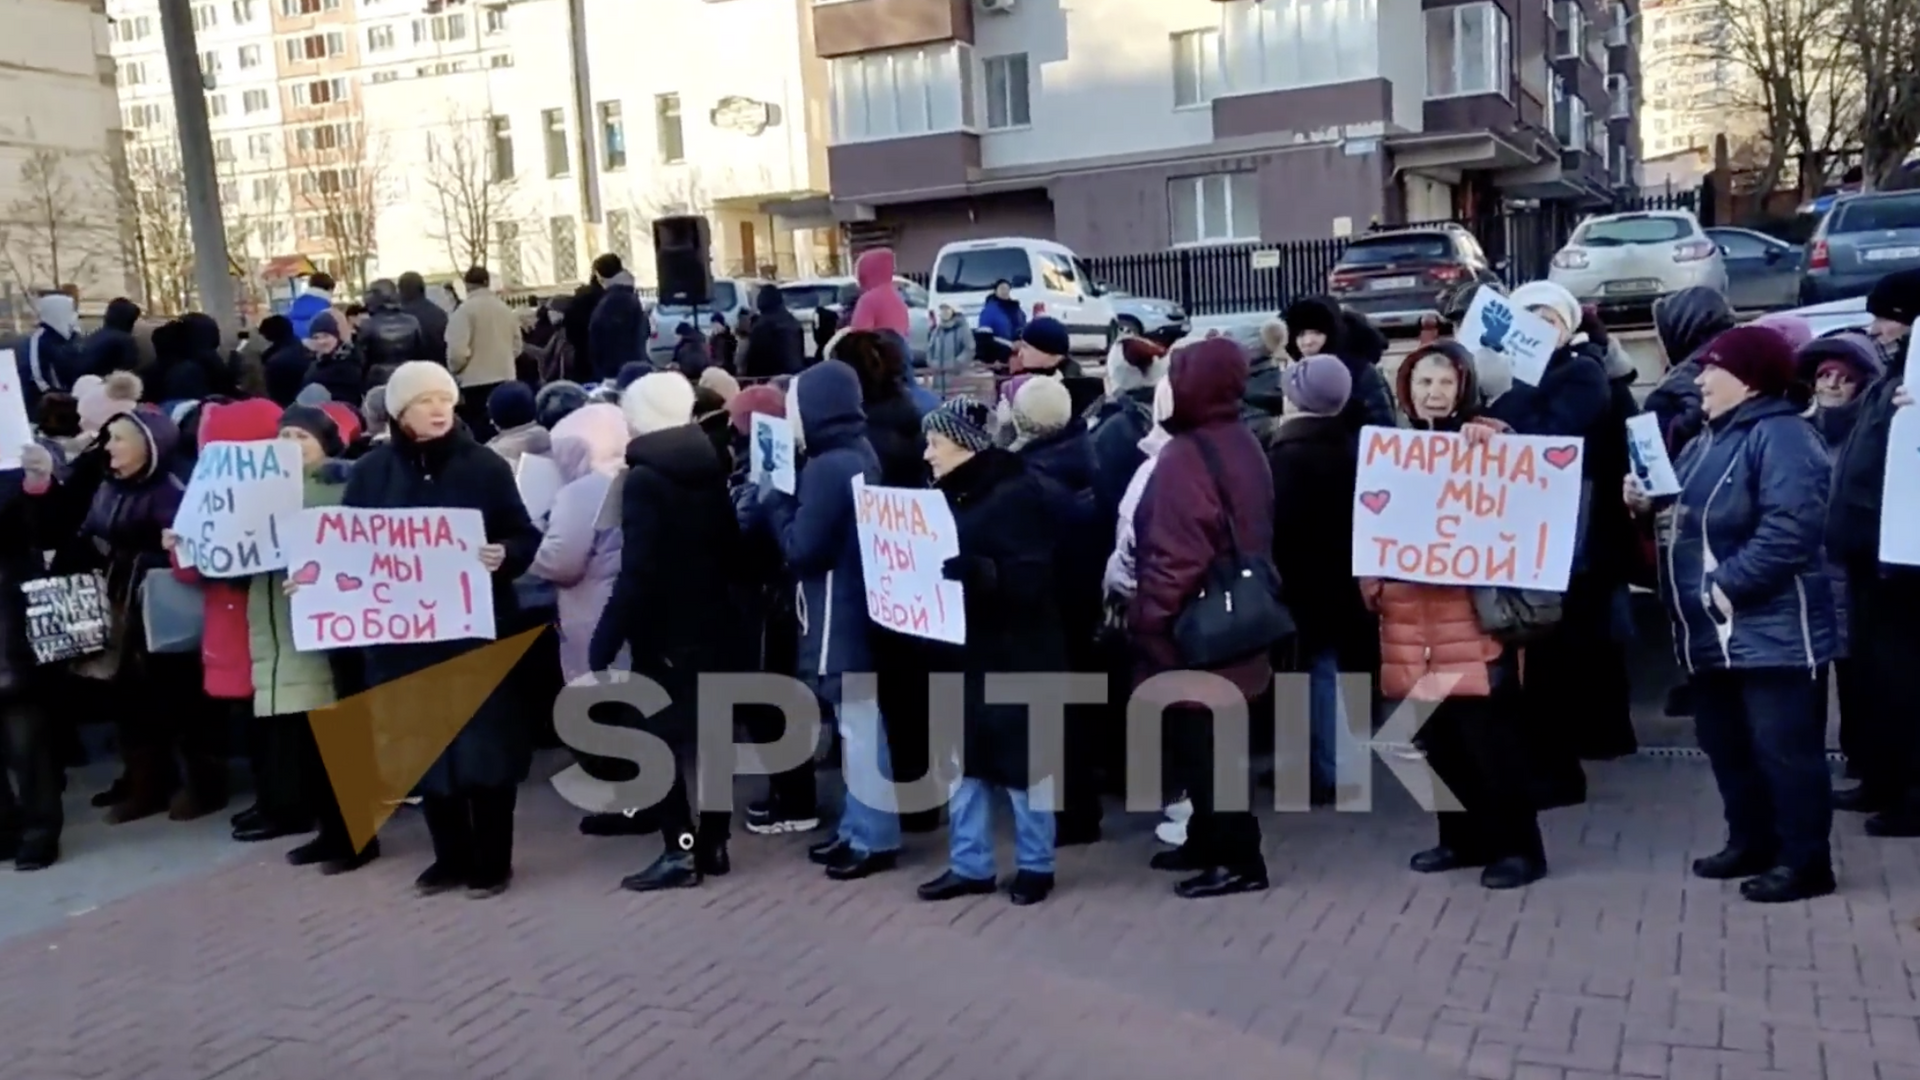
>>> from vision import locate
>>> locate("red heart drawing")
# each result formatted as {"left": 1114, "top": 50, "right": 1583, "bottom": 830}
{"left": 1359, "top": 490, "right": 1392, "bottom": 514}
{"left": 335, "top": 573, "right": 364, "bottom": 592}
{"left": 290, "top": 561, "right": 321, "bottom": 586}
{"left": 1544, "top": 445, "right": 1580, "bottom": 470}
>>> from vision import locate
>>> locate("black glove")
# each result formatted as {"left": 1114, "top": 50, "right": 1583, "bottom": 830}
{"left": 942, "top": 554, "right": 996, "bottom": 592}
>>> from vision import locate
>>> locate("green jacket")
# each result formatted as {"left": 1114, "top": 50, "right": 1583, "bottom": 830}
{"left": 248, "top": 463, "right": 349, "bottom": 717}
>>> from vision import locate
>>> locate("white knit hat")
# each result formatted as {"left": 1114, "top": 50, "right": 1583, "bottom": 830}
{"left": 1507, "top": 280, "right": 1581, "bottom": 335}
{"left": 385, "top": 360, "right": 460, "bottom": 419}
{"left": 621, "top": 371, "right": 695, "bottom": 436}
{"left": 1009, "top": 375, "right": 1072, "bottom": 448}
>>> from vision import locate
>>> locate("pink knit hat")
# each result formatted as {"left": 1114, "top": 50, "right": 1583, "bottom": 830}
{"left": 78, "top": 371, "right": 142, "bottom": 434}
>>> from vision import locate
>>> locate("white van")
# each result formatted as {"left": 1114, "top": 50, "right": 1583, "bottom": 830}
{"left": 927, "top": 237, "right": 1118, "bottom": 355}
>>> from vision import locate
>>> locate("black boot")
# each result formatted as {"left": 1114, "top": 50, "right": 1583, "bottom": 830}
{"left": 14, "top": 837, "right": 58, "bottom": 872}
{"left": 1174, "top": 865, "right": 1269, "bottom": 899}
{"left": 466, "top": 787, "right": 517, "bottom": 898}
{"left": 415, "top": 861, "right": 469, "bottom": 896}
{"left": 318, "top": 838, "right": 380, "bottom": 875}
{"left": 621, "top": 850, "right": 702, "bottom": 892}
{"left": 1739, "top": 864, "right": 1836, "bottom": 903}
{"left": 1409, "top": 846, "right": 1491, "bottom": 873}
{"left": 917, "top": 870, "right": 996, "bottom": 902}
{"left": 1480, "top": 855, "right": 1546, "bottom": 890}
{"left": 1691, "top": 845, "right": 1774, "bottom": 880}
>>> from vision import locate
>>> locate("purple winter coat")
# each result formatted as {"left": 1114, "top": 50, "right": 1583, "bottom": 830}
{"left": 530, "top": 403, "right": 629, "bottom": 681}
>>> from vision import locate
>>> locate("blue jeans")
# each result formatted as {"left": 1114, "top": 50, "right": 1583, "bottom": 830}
{"left": 948, "top": 777, "right": 1056, "bottom": 879}
{"left": 1309, "top": 648, "right": 1366, "bottom": 794}
{"left": 835, "top": 695, "right": 901, "bottom": 855}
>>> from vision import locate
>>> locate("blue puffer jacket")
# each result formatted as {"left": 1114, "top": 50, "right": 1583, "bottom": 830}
{"left": 1659, "top": 395, "right": 1837, "bottom": 674}
{"left": 763, "top": 360, "right": 880, "bottom": 697}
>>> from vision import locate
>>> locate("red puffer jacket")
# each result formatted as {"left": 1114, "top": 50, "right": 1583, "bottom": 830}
{"left": 1362, "top": 579, "right": 1501, "bottom": 701}
{"left": 171, "top": 398, "right": 286, "bottom": 701}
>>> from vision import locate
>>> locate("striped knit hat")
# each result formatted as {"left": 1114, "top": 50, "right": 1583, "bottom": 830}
{"left": 922, "top": 397, "right": 994, "bottom": 453}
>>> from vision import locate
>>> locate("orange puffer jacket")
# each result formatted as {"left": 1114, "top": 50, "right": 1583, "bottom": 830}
{"left": 1363, "top": 579, "right": 1501, "bottom": 701}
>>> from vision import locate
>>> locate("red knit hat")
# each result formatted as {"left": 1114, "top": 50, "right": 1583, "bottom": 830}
{"left": 1698, "top": 325, "right": 1799, "bottom": 399}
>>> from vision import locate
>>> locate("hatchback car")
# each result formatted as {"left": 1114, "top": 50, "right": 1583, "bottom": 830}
{"left": 1797, "top": 189, "right": 1920, "bottom": 304}
{"left": 1705, "top": 227, "right": 1801, "bottom": 311}
{"left": 1325, "top": 225, "right": 1503, "bottom": 331}
{"left": 1106, "top": 292, "right": 1190, "bottom": 344}
{"left": 1549, "top": 210, "right": 1727, "bottom": 321}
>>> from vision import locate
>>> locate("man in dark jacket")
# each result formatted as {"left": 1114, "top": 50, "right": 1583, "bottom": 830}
{"left": 587, "top": 254, "right": 648, "bottom": 382}
{"left": 301, "top": 312, "right": 364, "bottom": 406}
{"left": 259, "top": 314, "right": 310, "bottom": 406}
{"left": 151, "top": 313, "right": 237, "bottom": 403}
{"left": 1826, "top": 267, "right": 1920, "bottom": 835}
{"left": 563, "top": 279, "right": 604, "bottom": 382}
{"left": 1281, "top": 296, "right": 1398, "bottom": 434}
{"left": 739, "top": 285, "right": 805, "bottom": 380}
{"left": 355, "top": 280, "right": 428, "bottom": 379}
{"left": 0, "top": 461, "right": 62, "bottom": 871}
{"left": 1643, "top": 286, "right": 1737, "bottom": 455}
{"left": 82, "top": 298, "right": 144, "bottom": 379}
{"left": 396, "top": 272, "right": 450, "bottom": 364}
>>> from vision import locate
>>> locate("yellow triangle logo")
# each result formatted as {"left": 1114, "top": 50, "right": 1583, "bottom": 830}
{"left": 307, "top": 627, "right": 546, "bottom": 852}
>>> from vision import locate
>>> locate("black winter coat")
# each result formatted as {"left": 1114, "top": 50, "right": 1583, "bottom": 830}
{"left": 152, "top": 314, "right": 236, "bottom": 402}
{"left": 922, "top": 448, "right": 1064, "bottom": 788}
{"left": 564, "top": 282, "right": 604, "bottom": 381}
{"left": 1017, "top": 418, "right": 1102, "bottom": 650}
{"left": 356, "top": 308, "right": 429, "bottom": 372}
{"left": 1828, "top": 335, "right": 1910, "bottom": 568}
{"left": 0, "top": 467, "right": 48, "bottom": 699}
{"left": 263, "top": 339, "right": 313, "bottom": 406}
{"left": 1087, "top": 388, "right": 1155, "bottom": 549}
{"left": 590, "top": 424, "right": 745, "bottom": 742}
{"left": 401, "top": 296, "right": 450, "bottom": 365}
{"left": 1266, "top": 414, "right": 1372, "bottom": 663}
{"left": 344, "top": 423, "right": 540, "bottom": 795}
{"left": 741, "top": 302, "right": 805, "bottom": 380}
{"left": 862, "top": 390, "right": 927, "bottom": 488}
{"left": 303, "top": 346, "right": 365, "bottom": 406}
{"left": 81, "top": 299, "right": 143, "bottom": 378}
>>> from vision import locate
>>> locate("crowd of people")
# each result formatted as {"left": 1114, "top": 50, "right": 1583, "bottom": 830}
{"left": 1, "top": 244, "right": 1914, "bottom": 912}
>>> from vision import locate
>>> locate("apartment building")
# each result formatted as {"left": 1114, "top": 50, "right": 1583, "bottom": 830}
{"left": 815, "top": 0, "right": 1640, "bottom": 268}
{"left": 1636, "top": 0, "right": 1741, "bottom": 162}
{"left": 0, "top": 0, "right": 135, "bottom": 311}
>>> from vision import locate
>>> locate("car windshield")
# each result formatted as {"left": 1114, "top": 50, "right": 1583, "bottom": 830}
{"left": 934, "top": 248, "right": 1032, "bottom": 293}
{"left": 778, "top": 284, "right": 843, "bottom": 311}
{"left": 1574, "top": 216, "right": 1692, "bottom": 246}
{"left": 1831, "top": 194, "right": 1920, "bottom": 233}
{"left": 656, "top": 280, "right": 741, "bottom": 316}
{"left": 1338, "top": 234, "right": 1451, "bottom": 265}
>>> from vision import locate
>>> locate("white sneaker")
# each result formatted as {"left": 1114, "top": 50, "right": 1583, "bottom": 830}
{"left": 1165, "top": 797, "right": 1193, "bottom": 824}
{"left": 1155, "top": 818, "right": 1188, "bottom": 847}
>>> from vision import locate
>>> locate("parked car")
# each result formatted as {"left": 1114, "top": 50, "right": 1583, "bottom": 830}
{"left": 1774, "top": 294, "right": 1873, "bottom": 338}
{"left": 646, "top": 276, "right": 770, "bottom": 366}
{"left": 1706, "top": 227, "right": 1802, "bottom": 311}
{"left": 779, "top": 276, "right": 932, "bottom": 362}
{"left": 927, "top": 237, "right": 1118, "bottom": 354}
{"left": 1326, "top": 223, "right": 1503, "bottom": 331}
{"left": 1797, "top": 189, "right": 1920, "bottom": 305}
{"left": 1549, "top": 210, "right": 1727, "bottom": 318}
{"left": 1106, "top": 291, "right": 1190, "bottom": 344}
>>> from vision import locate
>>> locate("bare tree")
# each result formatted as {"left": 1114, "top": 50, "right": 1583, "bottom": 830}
{"left": 1844, "top": 0, "right": 1920, "bottom": 187}
{"left": 1695, "top": 0, "right": 1860, "bottom": 196}
{"left": 118, "top": 141, "right": 195, "bottom": 315}
{"left": 420, "top": 109, "right": 516, "bottom": 273}
{"left": 292, "top": 121, "right": 392, "bottom": 295}
{"left": 0, "top": 149, "right": 120, "bottom": 298}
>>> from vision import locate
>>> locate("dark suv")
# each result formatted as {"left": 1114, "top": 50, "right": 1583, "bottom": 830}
{"left": 1326, "top": 224, "right": 1503, "bottom": 330}
{"left": 1798, "top": 190, "right": 1920, "bottom": 304}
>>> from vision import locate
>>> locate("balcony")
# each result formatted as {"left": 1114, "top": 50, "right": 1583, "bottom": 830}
{"left": 1606, "top": 0, "right": 1631, "bottom": 46}
{"left": 1606, "top": 73, "right": 1631, "bottom": 118}
{"left": 812, "top": 0, "right": 975, "bottom": 60}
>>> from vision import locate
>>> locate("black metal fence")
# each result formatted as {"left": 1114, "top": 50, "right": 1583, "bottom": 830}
{"left": 1080, "top": 190, "right": 1703, "bottom": 317}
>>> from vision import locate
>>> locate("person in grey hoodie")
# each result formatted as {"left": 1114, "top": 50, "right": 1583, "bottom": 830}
{"left": 926, "top": 303, "right": 976, "bottom": 373}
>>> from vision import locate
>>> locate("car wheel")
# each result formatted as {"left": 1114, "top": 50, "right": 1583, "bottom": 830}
{"left": 1116, "top": 315, "right": 1144, "bottom": 338}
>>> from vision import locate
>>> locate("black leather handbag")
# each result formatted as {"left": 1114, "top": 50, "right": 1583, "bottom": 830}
{"left": 1172, "top": 435, "right": 1295, "bottom": 668}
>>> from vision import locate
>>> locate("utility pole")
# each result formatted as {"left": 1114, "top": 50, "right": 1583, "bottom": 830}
{"left": 156, "top": 0, "right": 238, "bottom": 331}
{"left": 564, "top": 0, "right": 604, "bottom": 259}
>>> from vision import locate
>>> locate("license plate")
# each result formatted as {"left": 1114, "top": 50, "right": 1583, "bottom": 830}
{"left": 1370, "top": 276, "right": 1417, "bottom": 290}
{"left": 1604, "top": 279, "right": 1661, "bottom": 294}
{"left": 1864, "top": 246, "right": 1920, "bottom": 261}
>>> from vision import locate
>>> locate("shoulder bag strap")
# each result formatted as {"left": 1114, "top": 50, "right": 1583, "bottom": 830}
{"left": 1188, "top": 432, "right": 1244, "bottom": 557}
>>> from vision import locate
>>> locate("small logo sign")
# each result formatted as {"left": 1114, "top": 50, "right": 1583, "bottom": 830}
{"left": 709, "top": 96, "right": 771, "bottom": 136}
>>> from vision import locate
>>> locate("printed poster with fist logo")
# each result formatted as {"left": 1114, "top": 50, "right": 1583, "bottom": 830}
{"left": 1459, "top": 289, "right": 1556, "bottom": 386}
{"left": 280, "top": 506, "right": 495, "bottom": 651}
{"left": 1351, "top": 426, "right": 1586, "bottom": 592}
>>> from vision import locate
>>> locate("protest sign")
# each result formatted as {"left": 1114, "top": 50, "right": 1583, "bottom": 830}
{"left": 1879, "top": 402, "right": 1920, "bottom": 566}
{"left": 750, "top": 413, "right": 796, "bottom": 495}
{"left": 1458, "top": 289, "right": 1557, "bottom": 386}
{"left": 282, "top": 507, "right": 495, "bottom": 651}
{"left": 172, "top": 439, "right": 304, "bottom": 576}
{"left": 20, "top": 573, "right": 109, "bottom": 665}
{"left": 851, "top": 477, "right": 965, "bottom": 644}
{"left": 1625, "top": 412, "right": 1681, "bottom": 496}
{"left": 1352, "top": 426, "right": 1586, "bottom": 592}
{"left": 0, "top": 350, "right": 31, "bottom": 470}
{"left": 515, "top": 453, "right": 564, "bottom": 522}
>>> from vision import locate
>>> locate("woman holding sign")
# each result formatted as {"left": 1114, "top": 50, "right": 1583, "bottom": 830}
{"left": 1627, "top": 325, "right": 1839, "bottom": 904}
{"left": 332, "top": 361, "right": 540, "bottom": 898}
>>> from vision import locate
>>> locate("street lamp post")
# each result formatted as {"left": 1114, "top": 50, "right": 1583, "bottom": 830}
{"left": 155, "top": 0, "right": 238, "bottom": 331}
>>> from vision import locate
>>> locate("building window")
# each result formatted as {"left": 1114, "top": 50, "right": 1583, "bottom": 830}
{"left": 489, "top": 115, "right": 514, "bottom": 180}
{"left": 1552, "top": 77, "right": 1588, "bottom": 146}
{"left": 484, "top": 4, "right": 507, "bottom": 32}
{"left": 828, "top": 43, "right": 973, "bottom": 143}
{"left": 655, "top": 94, "right": 685, "bottom": 164}
{"left": 542, "top": 108, "right": 570, "bottom": 177}
{"left": 1606, "top": 72, "right": 1631, "bottom": 117}
{"left": 550, "top": 216, "right": 578, "bottom": 281}
{"left": 598, "top": 101, "right": 626, "bottom": 170}
{"left": 192, "top": 4, "right": 218, "bottom": 31}
{"left": 413, "top": 14, "right": 467, "bottom": 43}
{"left": 248, "top": 132, "right": 274, "bottom": 159}
{"left": 982, "top": 53, "right": 1031, "bottom": 129}
{"left": 117, "top": 61, "right": 147, "bottom": 87}
{"left": 207, "top": 92, "right": 228, "bottom": 118}
{"left": 250, "top": 177, "right": 277, "bottom": 201}
{"left": 291, "top": 77, "right": 349, "bottom": 106}
{"left": 214, "top": 137, "right": 235, "bottom": 162}
{"left": 232, "top": 0, "right": 256, "bottom": 21}
{"left": 200, "top": 50, "right": 222, "bottom": 75}
{"left": 1170, "top": 28, "right": 1222, "bottom": 109}
{"left": 285, "top": 32, "right": 344, "bottom": 61}
{"left": 238, "top": 44, "right": 262, "bottom": 68}
{"left": 280, "top": 0, "right": 340, "bottom": 14}
{"left": 1425, "top": 3, "right": 1511, "bottom": 99}
{"left": 366, "top": 25, "right": 394, "bottom": 51}
{"left": 243, "top": 88, "right": 269, "bottom": 113}
{"left": 1221, "top": 0, "right": 1378, "bottom": 94}
{"left": 113, "top": 14, "right": 154, "bottom": 42}
{"left": 1554, "top": 0, "right": 1584, "bottom": 59}
{"left": 1169, "top": 172, "right": 1259, "bottom": 246}
{"left": 606, "top": 209, "right": 632, "bottom": 264}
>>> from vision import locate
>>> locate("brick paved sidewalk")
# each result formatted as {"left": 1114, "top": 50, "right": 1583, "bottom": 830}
{"left": 1, "top": 757, "right": 1918, "bottom": 1080}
